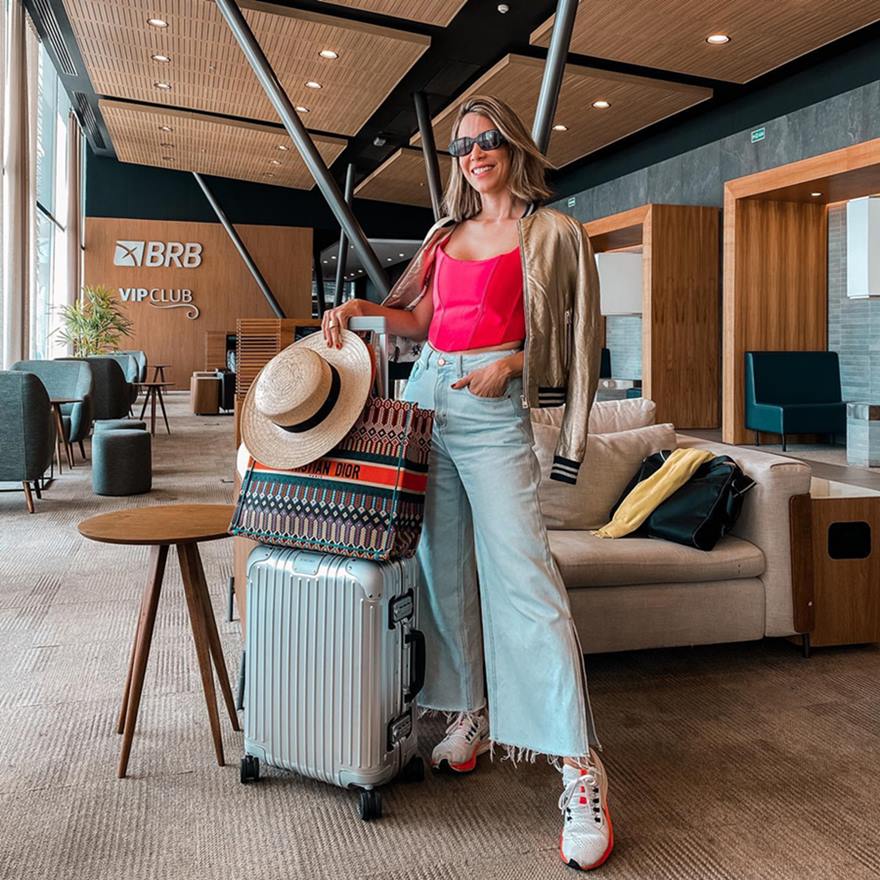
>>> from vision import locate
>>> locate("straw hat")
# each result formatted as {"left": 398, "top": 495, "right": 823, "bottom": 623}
{"left": 240, "top": 329, "right": 373, "bottom": 469}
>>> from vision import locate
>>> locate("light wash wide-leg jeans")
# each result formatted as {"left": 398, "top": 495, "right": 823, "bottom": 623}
{"left": 402, "top": 342, "right": 600, "bottom": 759}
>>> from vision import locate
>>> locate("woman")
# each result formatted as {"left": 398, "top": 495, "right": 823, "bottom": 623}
{"left": 322, "top": 96, "right": 612, "bottom": 872}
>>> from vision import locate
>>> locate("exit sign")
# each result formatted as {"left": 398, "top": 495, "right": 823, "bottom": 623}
{"left": 751, "top": 127, "right": 766, "bottom": 143}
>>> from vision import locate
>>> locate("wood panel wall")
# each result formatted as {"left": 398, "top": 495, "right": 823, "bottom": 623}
{"left": 84, "top": 218, "right": 313, "bottom": 389}
{"left": 722, "top": 198, "right": 828, "bottom": 444}
{"left": 645, "top": 204, "right": 720, "bottom": 428}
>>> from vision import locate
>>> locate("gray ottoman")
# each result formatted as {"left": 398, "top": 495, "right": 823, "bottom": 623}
{"left": 92, "top": 429, "right": 152, "bottom": 496}
{"left": 94, "top": 418, "right": 147, "bottom": 432}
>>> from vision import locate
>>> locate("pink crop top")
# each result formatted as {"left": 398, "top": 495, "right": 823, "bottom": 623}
{"left": 427, "top": 243, "right": 525, "bottom": 351}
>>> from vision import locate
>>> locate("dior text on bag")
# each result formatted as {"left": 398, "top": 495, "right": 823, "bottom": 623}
{"left": 230, "top": 396, "right": 434, "bottom": 561}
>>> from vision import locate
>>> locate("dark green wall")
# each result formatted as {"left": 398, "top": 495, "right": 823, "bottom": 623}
{"left": 85, "top": 152, "right": 435, "bottom": 250}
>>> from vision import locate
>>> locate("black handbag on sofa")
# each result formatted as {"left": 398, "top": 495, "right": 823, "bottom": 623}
{"left": 610, "top": 450, "right": 756, "bottom": 551}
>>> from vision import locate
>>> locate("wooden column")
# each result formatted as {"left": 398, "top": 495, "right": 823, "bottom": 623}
{"left": 722, "top": 197, "right": 827, "bottom": 444}
{"left": 644, "top": 204, "right": 720, "bottom": 428}
{"left": 587, "top": 203, "right": 721, "bottom": 430}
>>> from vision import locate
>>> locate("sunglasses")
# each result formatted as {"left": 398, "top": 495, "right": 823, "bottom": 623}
{"left": 448, "top": 128, "right": 507, "bottom": 158}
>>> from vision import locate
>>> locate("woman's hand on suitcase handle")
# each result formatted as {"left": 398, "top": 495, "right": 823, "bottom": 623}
{"left": 323, "top": 301, "right": 361, "bottom": 349}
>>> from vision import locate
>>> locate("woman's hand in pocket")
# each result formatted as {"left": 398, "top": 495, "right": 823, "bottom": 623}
{"left": 451, "top": 361, "right": 512, "bottom": 398}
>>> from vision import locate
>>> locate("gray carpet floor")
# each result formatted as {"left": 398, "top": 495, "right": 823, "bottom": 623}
{"left": 2, "top": 395, "right": 880, "bottom": 880}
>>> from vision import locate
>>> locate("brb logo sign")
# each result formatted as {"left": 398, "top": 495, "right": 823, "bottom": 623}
{"left": 113, "top": 239, "right": 203, "bottom": 319}
{"left": 113, "top": 240, "right": 203, "bottom": 269}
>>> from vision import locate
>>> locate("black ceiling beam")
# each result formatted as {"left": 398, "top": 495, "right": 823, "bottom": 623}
{"left": 516, "top": 44, "right": 734, "bottom": 94}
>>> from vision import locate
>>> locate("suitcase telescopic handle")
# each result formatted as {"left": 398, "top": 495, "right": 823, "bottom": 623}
{"left": 404, "top": 629, "right": 426, "bottom": 703}
{"left": 348, "top": 316, "right": 389, "bottom": 398}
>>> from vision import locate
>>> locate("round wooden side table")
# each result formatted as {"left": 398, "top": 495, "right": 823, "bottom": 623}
{"left": 78, "top": 504, "right": 240, "bottom": 778}
{"left": 136, "top": 381, "right": 172, "bottom": 435}
{"left": 150, "top": 363, "right": 171, "bottom": 383}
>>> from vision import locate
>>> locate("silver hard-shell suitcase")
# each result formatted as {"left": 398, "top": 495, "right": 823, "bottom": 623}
{"left": 241, "top": 546, "right": 426, "bottom": 819}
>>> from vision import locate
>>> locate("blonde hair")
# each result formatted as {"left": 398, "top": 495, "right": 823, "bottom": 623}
{"left": 442, "top": 95, "right": 554, "bottom": 222}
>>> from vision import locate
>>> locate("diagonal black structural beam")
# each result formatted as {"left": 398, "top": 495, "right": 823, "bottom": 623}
{"left": 413, "top": 91, "right": 444, "bottom": 222}
{"left": 193, "top": 171, "right": 284, "bottom": 318}
{"left": 215, "top": 0, "right": 390, "bottom": 297}
{"left": 531, "top": 0, "right": 579, "bottom": 155}
{"left": 333, "top": 163, "right": 356, "bottom": 309}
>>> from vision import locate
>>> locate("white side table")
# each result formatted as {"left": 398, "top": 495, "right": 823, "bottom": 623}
{"left": 847, "top": 402, "right": 880, "bottom": 467}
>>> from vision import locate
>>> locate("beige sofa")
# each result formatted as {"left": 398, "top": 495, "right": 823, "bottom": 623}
{"left": 533, "top": 400, "right": 812, "bottom": 655}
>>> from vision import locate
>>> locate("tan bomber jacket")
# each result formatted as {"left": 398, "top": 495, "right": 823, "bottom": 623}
{"left": 381, "top": 205, "right": 601, "bottom": 484}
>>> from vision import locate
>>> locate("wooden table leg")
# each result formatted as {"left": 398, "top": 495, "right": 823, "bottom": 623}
{"left": 51, "top": 405, "right": 65, "bottom": 475}
{"left": 150, "top": 388, "right": 157, "bottom": 436}
{"left": 177, "top": 542, "right": 224, "bottom": 766}
{"left": 118, "top": 544, "right": 167, "bottom": 778}
{"left": 139, "top": 390, "right": 149, "bottom": 420}
{"left": 157, "top": 387, "right": 171, "bottom": 435}
{"left": 190, "top": 545, "right": 240, "bottom": 731}
{"left": 117, "top": 545, "right": 168, "bottom": 736}
{"left": 22, "top": 481, "right": 35, "bottom": 513}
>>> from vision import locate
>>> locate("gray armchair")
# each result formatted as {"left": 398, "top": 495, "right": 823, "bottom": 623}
{"left": 0, "top": 371, "right": 56, "bottom": 513}
{"left": 10, "top": 359, "right": 93, "bottom": 460}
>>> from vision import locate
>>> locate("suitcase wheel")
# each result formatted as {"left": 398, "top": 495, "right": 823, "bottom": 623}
{"left": 400, "top": 755, "right": 425, "bottom": 784}
{"left": 240, "top": 755, "right": 260, "bottom": 784}
{"left": 358, "top": 789, "right": 382, "bottom": 821}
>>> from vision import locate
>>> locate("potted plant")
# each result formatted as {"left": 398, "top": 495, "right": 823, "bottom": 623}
{"left": 56, "top": 285, "right": 134, "bottom": 356}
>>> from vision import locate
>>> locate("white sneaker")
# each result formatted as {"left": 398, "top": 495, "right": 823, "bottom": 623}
{"left": 559, "top": 750, "right": 614, "bottom": 871}
{"left": 431, "top": 710, "right": 490, "bottom": 773}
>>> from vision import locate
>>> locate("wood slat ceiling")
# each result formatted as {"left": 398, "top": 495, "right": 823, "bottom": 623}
{"left": 354, "top": 147, "right": 452, "bottom": 208}
{"left": 531, "top": 0, "right": 880, "bottom": 84}
{"left": 316, "top": 0, "right": 469, "bottom": 27}
{"left": 410, "top": 55, "right": 711, "bottom": 169}
{"left": 62, "top": 0, "right": 430, "bottom": 137}
{"left": 100, "top": 99, "right": 347, "bottom": 188}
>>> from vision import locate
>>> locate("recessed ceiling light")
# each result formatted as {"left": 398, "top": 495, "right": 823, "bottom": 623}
{"left": 811, "top": 192, "right": 823, "bottom": 197}
{"left": 706, "top": 33, "right": 730, "bottom": 45}
{"left": 161, "top": 156, "right": 172, "bottom": 161}
{"left": 386, "top": 257, "right": 393, "bottom": 262}
{"left": 151, "top": 53, "right": 171, "bottom": 63}
{"left": 305, "top": 81, "right": 322, "bottom": 90}
{"left": 270, "top": 159, "right": 281, "bottom": 166}
{"left": 295, "top": 105, "right": 310, "bottom": 113}
{"left": 553, "top": 124, "right": 568, "bottom": 131}
{"left": 277, "top": 144, "right": 289, "bottom": 151}
{"left": 399, "top": 253, "right": 405, "bottom": 257}
{"left": 159, "top": 142, "right": 173, "bottom": 148}
{"left": 263, "top": 172, "right": 275, "bottom": 178}
{"left": 319, "top": 49, "right": 338, "bottom": 60}
{"left": 147, "top": 17, "right": 168, "bottom": 28}
{"left": 331, "top": 255, "right": 336, "bottom": 260}
{"left": 592, "top": 100, "right": 610, "bottom": 109}
{"left": 322, "top": 259, "right": 328, "bottom": 264}
{"left": 497, "top": 3, "right": 509, "bottom": 12}
{"left": 154, "top": 81, "right": 172, "bottom": 91}
{"left": 158, "top": 125, "right": 173, "bottom": 132}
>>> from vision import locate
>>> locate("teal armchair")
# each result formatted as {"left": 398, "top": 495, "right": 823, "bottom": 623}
{"left": 118, "top": 350, "right": 148, "bottom": 382}
{"left": 0, "top": 371, "right": 56, "bottom": 512}
{"left": 60, "top": 357, "right": 131, "bottom": 421}
{"left": 11, "top": 359, "right": 93, "bottom": 460}
{"left": 745, "top": 351, "right": 846, "bottom": 451}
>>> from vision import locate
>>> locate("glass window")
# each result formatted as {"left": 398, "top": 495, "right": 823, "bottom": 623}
{"left": 29, "top": 40, "right": 72, "bottom": 360}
